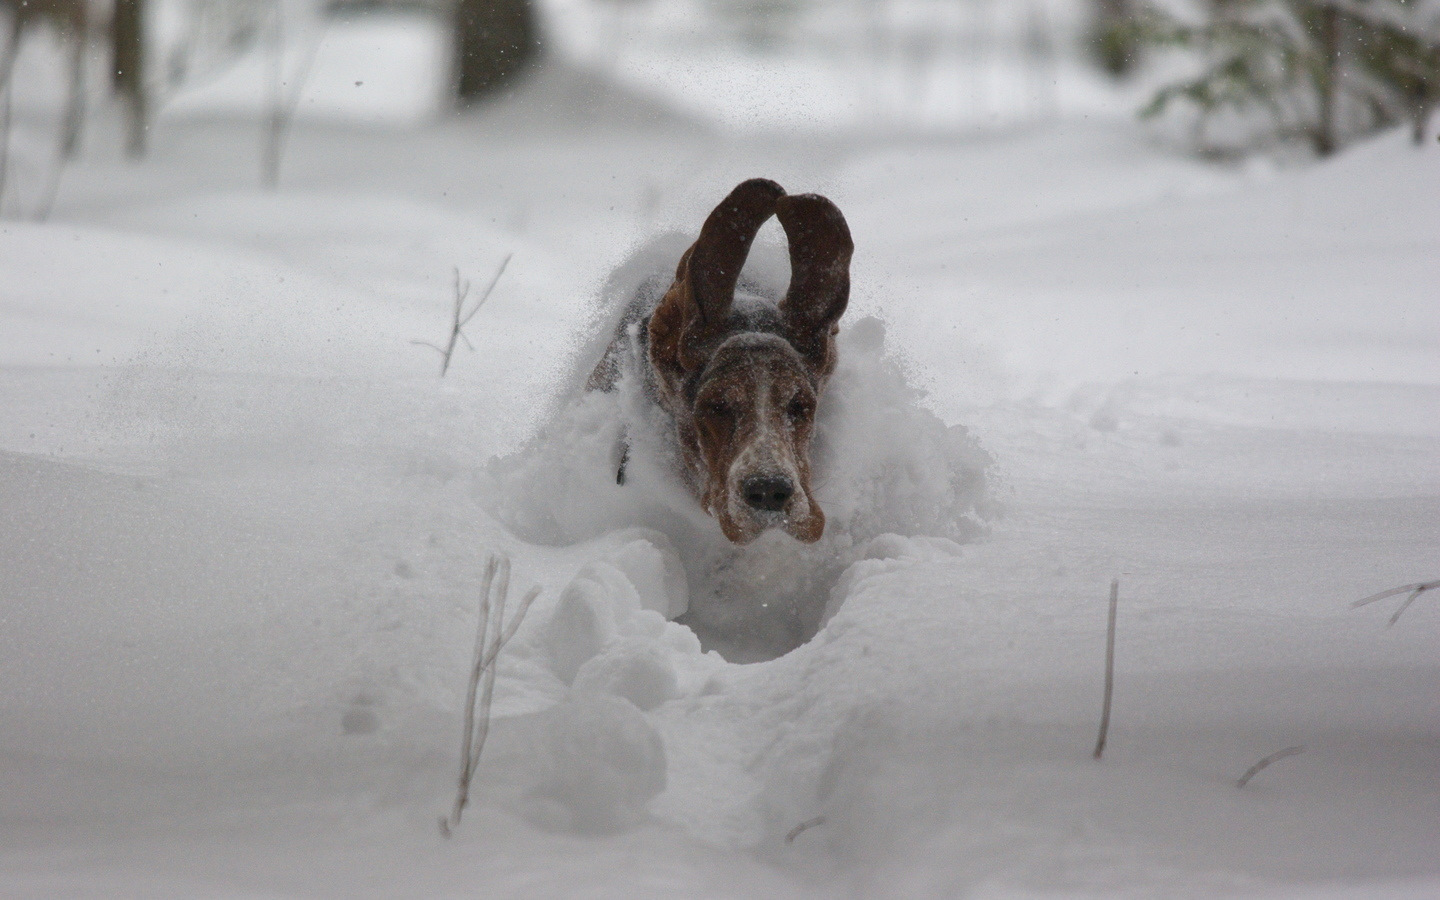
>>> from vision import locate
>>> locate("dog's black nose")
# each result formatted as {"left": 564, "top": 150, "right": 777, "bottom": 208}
{"left": 742, "top": 475, "right": 794, "bottom": 512}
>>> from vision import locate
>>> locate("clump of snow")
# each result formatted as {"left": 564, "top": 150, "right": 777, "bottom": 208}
{"left": 573, "top": 637, "right": 681, "bottom": 711}
{"left": 810, "top": 315, "right": 994, "bottom": 546}
{"left": 485, "top": 694, "right": 668, "bottom": 834}
{"left": 536, "top": 537, "right": 698, "bottom": 684}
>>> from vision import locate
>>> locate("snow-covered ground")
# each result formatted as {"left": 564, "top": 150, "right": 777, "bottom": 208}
{"left": 1, "top": 8, "right": 1438, "bottom": 896}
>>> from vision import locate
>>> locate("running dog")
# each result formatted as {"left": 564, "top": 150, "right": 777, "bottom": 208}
{"left": 589, "top": 178, "right": 853, "bottom": 545}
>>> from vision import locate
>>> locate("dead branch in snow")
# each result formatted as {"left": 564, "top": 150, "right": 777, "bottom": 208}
{"left": 413, "top": 256, "right": 511, "bottom": 377}
{"left": 785, "top": 816, "right": 826, "bottom": 844}
{"left": 1092, "top": 578, "right": 1119, "bottom": 760}
{"left": 1236, "top": 746, "right": 1305, "bottom": 789}
{"left": 262, "top": 8, "right": 325, "bottom": 189}
{"left": 1351, "top": 580, "right": 1438, "bottom": 627}
{"left": 0, "top": 81, "right": 71, "bottom": 223}
{"left": 440, "top": 551, "right": 541, "bottom": 838}
{"left": 0, "top": 83, "right": 11, "bottom": 215}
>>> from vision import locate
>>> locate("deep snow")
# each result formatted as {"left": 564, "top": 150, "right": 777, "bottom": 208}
{"left": 1, "top": 10, "right": 1439, "bottom": 897}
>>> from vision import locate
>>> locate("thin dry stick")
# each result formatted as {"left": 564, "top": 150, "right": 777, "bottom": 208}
{"left": 481, "top": 583, "right": 541, "bottom": 673}
{"left": 413, "top": 256, "right": 511, "bottom": 377}
{"left": 0, "top": 82, "right": 11, "bottom": 216}
{"left": 1351, "top": 580, "right": 1438, "bottom": 627}
{"left": 262, "top": 9, "right": 325, "bottom": 189}
{"left": 0, "top": 73, "right": 71, "bottom": 223}
{"left": 33, "top": 140, "right": 68, "bottom": 223}
{"left": 785, "top": 816, "right": 827, "bottom": 844}
{"left": 1236, "top": 745, "right": 1305, "bottom": 788}
{"left": 441, "top": 553, "right": 541, "bottom": 838}
{"left": 1093, "top": 578, "right": 1119, "bottom": 760}
{"left": 443, "top": 555, "right": 498, "bottom": 837}
{"left": 463, "top": 562, "right": 509, "bottom": 801}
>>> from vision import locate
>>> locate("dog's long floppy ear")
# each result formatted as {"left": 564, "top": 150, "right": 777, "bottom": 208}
{"left": 776, "top": 193, "right": 853, "bottom": 375}
{"left": 657, "top": 178, "right": 785, "bottom": 372}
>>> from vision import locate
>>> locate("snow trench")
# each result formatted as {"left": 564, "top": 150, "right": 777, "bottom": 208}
{"left": 472, "top": 244, "right": 995, "bottom": 839}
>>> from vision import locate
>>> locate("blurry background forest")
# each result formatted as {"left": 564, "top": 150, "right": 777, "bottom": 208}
{"left": 2, "top": 0, "right": 1434, "bottom": 207}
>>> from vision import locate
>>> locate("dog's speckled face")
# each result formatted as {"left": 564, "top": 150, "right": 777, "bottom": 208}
{"left": 645, "top": 179, "right": 852, "bottom": 545}
{"left": 688, "top": 335, "right": 823, "bottom": 544}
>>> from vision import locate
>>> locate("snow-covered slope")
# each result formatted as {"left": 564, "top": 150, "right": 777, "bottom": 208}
{"left": 1, "top": 48, "right": 1437, "bottom": 899}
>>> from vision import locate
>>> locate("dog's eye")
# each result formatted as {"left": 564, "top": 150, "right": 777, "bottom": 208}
{"left": 704, "top": 399, "right": 732, "bottom": 418}
{"left": 786, "top": 397, "right": 813, "bottom": 420}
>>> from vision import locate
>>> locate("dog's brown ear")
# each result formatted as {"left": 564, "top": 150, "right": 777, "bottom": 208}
{"left": 668, "top": 178, "right": 784, "bottom": 370}
{"left": 777, "top": 193, "right": 853, "bottom": 374}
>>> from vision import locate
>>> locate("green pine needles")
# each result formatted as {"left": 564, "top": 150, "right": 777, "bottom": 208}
{"left": 1118, "top": 1, "right": 1439, "bottom": 155}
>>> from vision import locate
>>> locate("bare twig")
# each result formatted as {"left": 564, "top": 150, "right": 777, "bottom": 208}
{"left": 0, "top": 82, "right": 11, "bottom": 216}
{"left": 482, "top": 584, "right": 541, "bottom": 672}
{"left": 1351, "top": 580, "right": 1438, "bottom": 627}
{"left": 785, "top": 816, "right": 827, "bottom": 844}
{"left": 1236, "top": 745, "right": 1305, "bottom": 788}
{"left": 1093, "top": 578, "right": 1119, "bottom": 760}
{"left": 0, "top": 78, "right": 71, "bottom": 223}
{"left": 464, "top": 560, "right": 508, "bottom": 808}
{"left": 463, "top": 256, "right": 510, "bottom": 331}
{"left": 262, "top": 7, "right": 325, "bottom": 189}
{"left": 414, "top": 256, "right": 511, "bottom": 377}
{"left": 442, "top": 556, "right": 497, "bottom": 838}
{"left": 33, "top": 142, "right": 67, "bottom": 223}
{"left": 440, "top": 552, "right": 540, "bottom": 838}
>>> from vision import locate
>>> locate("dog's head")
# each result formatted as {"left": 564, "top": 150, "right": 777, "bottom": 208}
{"left": 648, "top": 179, "right": 853, "bottom": 545}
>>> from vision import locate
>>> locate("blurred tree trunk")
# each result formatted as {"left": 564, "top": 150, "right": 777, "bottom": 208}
{"left": 454, "top": 0, "right": 540, "bottom": 105}
{"left": 1312, "top": 2, "right": 1341, "bottom": 157}
{"left": 1090, "top": 0, "right": 1141, "bottom": 78}
{"left": 111, "top": 0, "right": 148, "bottom": 156}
